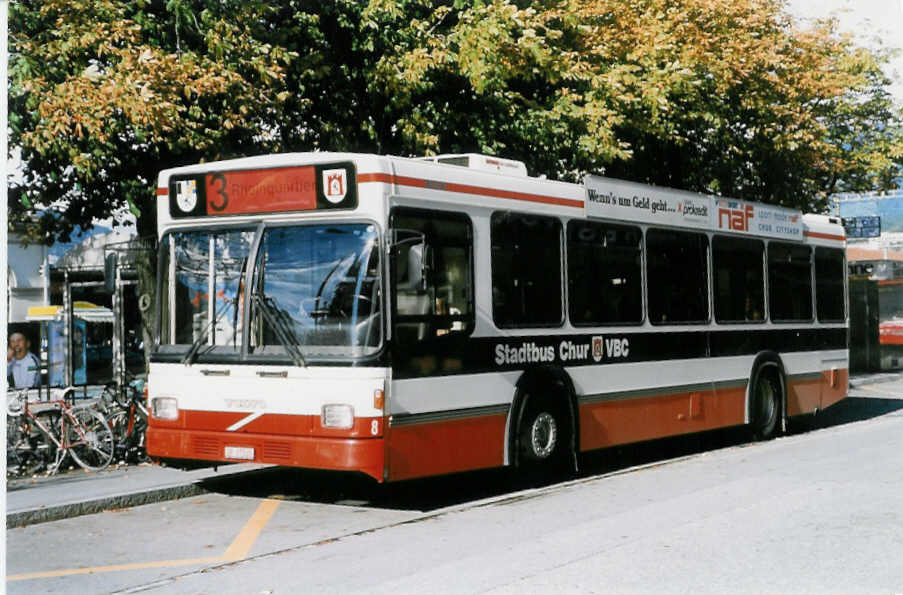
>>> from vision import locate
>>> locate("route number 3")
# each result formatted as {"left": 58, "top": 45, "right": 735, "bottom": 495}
{"left": 209, "top": 173, "right": 229, "bottom": 211}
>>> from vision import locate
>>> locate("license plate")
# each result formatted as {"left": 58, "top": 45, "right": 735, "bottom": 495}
{"left": 224, "top": 446, "right": 255, "bottom": 460}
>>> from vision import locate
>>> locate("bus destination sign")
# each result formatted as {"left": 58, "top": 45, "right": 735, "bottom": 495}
{"left": 584, "top": 175, "right": 803, "bottom": 241}
{"left": 169, "top": 162, "right": 357, "bottom": 218}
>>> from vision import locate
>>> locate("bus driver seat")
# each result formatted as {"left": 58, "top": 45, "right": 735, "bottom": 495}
{"left": 395, "top": 243, "right": 431, "bottom": 342}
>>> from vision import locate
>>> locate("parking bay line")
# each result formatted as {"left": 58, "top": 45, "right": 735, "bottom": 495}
{"left": 7, "top": 498, "right": 281, "bottom": 582}
{"left": 222, "top": 498, "right": 281, "bottom": 561}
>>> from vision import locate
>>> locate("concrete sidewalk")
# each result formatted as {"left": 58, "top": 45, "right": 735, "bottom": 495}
{"left": 6, "top": 462, "right": 268, "bottom": 528}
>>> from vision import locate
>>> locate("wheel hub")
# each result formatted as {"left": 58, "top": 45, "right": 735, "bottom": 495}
{"left": 530, "top": 412, "right": 558, "bottom": 459}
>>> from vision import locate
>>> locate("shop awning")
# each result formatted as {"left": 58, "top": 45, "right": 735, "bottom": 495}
{"left": 26, "top": 301, "right": 114, "bottom": 323}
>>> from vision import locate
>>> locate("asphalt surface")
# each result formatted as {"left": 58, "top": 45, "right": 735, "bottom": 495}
{"left": 4, "top": 370, "right": 900, "bottom": 529}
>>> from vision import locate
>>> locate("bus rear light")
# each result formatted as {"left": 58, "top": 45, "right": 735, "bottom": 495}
{"left": 322, "top": 404, "right": 354, "bottom": 429}
{"left": 373, "top": 389, "right": 385, "bottom": 410}
{"left": 151, "top": 397, "right": 179, "bottom": 420}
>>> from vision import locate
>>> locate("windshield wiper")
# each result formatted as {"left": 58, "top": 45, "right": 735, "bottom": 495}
{"left": 182, "top": 299, "right": 233, "bottom": 365}
{"left": 251, "top": 293, "right": 307, "bottom": 368}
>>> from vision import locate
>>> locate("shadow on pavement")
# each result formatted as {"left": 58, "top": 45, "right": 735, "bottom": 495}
{"left": 198, "top": 393, "right": 903, "bottom": 513}
{"left": 788, "top": 395, "right": 903, "bottom": 433}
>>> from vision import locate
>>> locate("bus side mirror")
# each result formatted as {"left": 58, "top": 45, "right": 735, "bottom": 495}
{"left": 104, "top": 253, "right": 118, "bottom": 294}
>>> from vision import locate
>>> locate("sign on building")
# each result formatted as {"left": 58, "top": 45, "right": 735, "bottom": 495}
{"left": 843, "top": 215, "right": 881, "bottom": 238}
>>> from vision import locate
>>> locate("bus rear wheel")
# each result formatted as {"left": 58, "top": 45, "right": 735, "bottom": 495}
{"left": 516, "top": 392, "right": 571, "bottom": 477}
{"left": 750, "top": 368, "right": 781, "bottom": 441}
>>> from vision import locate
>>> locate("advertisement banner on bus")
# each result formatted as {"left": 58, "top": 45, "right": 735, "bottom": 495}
{"left": 714, "top": 199, "right": 802, "bottom": 241}
{"left": 584, "top": 175, "right": 803, "bottom": 240}
{"left": 584, "top": 175, "right": 710, "bottom": 230}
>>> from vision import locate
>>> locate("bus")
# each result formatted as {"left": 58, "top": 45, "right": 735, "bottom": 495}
{"left": 146, "top": 152, "right": 848, "bottom": 482}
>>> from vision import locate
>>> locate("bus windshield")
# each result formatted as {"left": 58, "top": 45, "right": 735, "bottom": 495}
{"left": 157, "top": 223, "right": 382, "bottom": 360}
{"left": 249, "top": 224, "right": 381, "bottom": 358}
{"left": 159, "top": 227, "right": 255, "bottom": 349}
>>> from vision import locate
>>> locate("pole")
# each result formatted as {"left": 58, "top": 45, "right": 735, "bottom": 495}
{"left": 64, "top": 270, "right": 73, "bottom": 387}
{"left": 112, "top": 253, "right": 125, "bottom": 399}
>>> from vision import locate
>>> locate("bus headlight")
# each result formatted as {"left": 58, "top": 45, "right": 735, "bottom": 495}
{"left": 322, "top": 404, "right": 354, "bottom": 429}
{"left": 151, "top": 397, "right": 179, "bottom": 420}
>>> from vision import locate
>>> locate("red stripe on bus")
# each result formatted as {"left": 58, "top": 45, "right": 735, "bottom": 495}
{"left": 386, "top": 412, "right": 507, "bottom": 481}
{"left": 818, "top": 368, "right": 848, "bottom": 410}
{"left": 578, "top": 384, "right": 748, "bottom": 451}
{"left": 149, "top": 367, "right": 847, "bottom": 482}
{"left": 157, "top": 188, "right": 168, "bottom": 196}
{"left": 804, "top": 231, "right": 845, "bottom": 241}
{"left": 358, "top": 172, "right": 584, "bottom": 209}
{"left": 786, "top": 369, "right": 848, "bottom": 416}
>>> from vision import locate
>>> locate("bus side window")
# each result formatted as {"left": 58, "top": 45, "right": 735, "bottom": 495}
{"left": 646, "top": 228, "right": 709, "bottom": 325}
{"left": 815, "top": 247, "right": 845, "bottom": 322}
{"left": 390, "top": 208, "right": 474, "bottom": 344}
{"left": 768, "top": 242, "right": 813, "bottom": 322}
{"left": 491, "top": 211, "right": 563, "bottom": 328}
{"left": 713, "top": 236, "right": 765, "bottom": 323}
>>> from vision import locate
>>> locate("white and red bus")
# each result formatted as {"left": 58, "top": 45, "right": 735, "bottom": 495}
{"left": 147, "top": 152, "right": 848, "bottom": 481}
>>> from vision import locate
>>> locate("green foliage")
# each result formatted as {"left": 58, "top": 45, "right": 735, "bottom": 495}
{"left": 9, "top": 0, "right": 294, "bottom": 241}
{"left": 9, "top": 0, "right": 903, "bottom": 244}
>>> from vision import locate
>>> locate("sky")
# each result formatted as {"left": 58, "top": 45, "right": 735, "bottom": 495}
{"left": 787, "top": 0, "right": 903, "bottom": 105}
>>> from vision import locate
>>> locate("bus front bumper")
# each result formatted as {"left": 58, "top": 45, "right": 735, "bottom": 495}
{"left": 147, "top": 427, "right": 386, "bottom": 482}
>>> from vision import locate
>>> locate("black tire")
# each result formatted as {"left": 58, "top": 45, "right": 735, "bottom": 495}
{"left": 33, "top": 409, "right": 63, "bottom": 471}
{"left": 68, "top": 408, "right": 115, "bottom": 471}
{"left": 516, "top": 389, "right": 571, "bottom": 476}
{"left": 750, "top": 367, "right": 781, "bottom": 440}
{"left": 106, "top": 408, "right": 130, "bottom": 461}
{"left": 107, "top": 407, "right": 149, "bottom": 464}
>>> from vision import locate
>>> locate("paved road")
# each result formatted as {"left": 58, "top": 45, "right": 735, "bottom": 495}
{"left": 7, "top": 380, "right": 903, "bottom": 594}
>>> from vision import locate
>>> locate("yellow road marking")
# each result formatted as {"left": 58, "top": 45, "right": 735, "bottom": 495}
{"left": 222, "top": 498, "right": 281, "bottom": 561}
{"left": 7, "top": 557, "right": 223, "bottom": 581}
{"left": 7, "top": 498, "right": 281, "bottom": 582}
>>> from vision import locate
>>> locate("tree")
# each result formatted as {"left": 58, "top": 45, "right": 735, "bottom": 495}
{"left": 375, "top": 0, "right": 903, "bottom": 211}
{"left": 10, "top": 0, "right": 903, "bottom": 246}
{"left": 9, "top": 0, "right": 295, "bottom": 241}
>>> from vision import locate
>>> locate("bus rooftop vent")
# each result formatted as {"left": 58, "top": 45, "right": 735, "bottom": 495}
{"left": 417, "top": 153, "right": 528, "bottom": 177}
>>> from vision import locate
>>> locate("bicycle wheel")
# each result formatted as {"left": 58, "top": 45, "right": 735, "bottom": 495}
{"left": 33, "top": 410, "right": 64, "bottom": 474}
{"left": 67, "top": 408, "right": 114, "bottom": 471}
{"left": 106, "top": 408, "right": 130, "bottom": 462}
{"left": 6, "top": 417, "right": 43, "bottom": 476}
{"left": 131, "top": 407, "right": 150, "bottom": 463}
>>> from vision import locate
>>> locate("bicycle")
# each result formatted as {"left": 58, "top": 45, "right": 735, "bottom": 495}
{"left": 100, "top": 375, "right": 149, "bottom": 464}
{"left": 7, "top": 389, "right": 51, "bottom": 476}
{"left": 6, "top": 388, "right": 115, "bottom": 475}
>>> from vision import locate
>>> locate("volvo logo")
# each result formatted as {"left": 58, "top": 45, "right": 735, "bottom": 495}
{"left": 224, "top": 398, "right": 267, "bottom": 409}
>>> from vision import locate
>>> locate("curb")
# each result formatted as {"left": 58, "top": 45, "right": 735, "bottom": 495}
{"left": 6, "top": 463, "right": 269, "bottom": 528}
{"left": 849, "top": 373, "right": 903, "bottom": 388}
{"left": 6, "top": 483, "right": 206, "bottom": 528}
